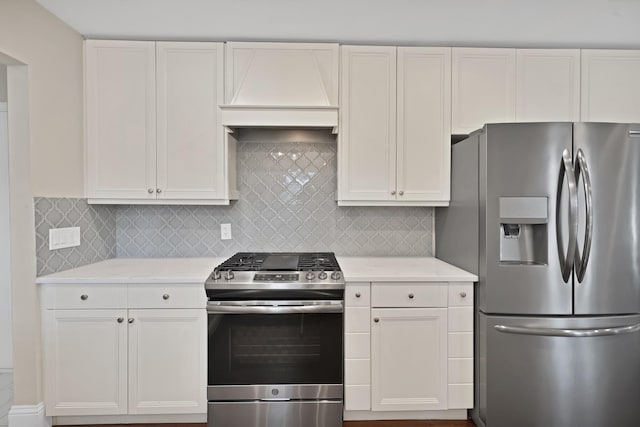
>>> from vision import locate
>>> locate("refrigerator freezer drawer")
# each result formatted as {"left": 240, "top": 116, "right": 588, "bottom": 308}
{"left": 481, "top": 313, "right": 640, "bottom": 427}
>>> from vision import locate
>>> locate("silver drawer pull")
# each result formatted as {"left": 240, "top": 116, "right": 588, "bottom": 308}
{"left": 355, "top": 292, "right": 361, "bottom": 298}
{"left": 408, "top": 293, "right": 414, "bottom": 299}
{"left": 117, "top": 317, "right": 124, "bottom": 323}
{"left": 80, "top": 294, "right": 88, "bottom": 301}
{"left": 460, "top": 292, "right": 467, "bottom": 298}
{"left": 148, "top": 188, "right": 154, "bottom": 194}
{"left": 128, "top": 318, "right": 134, "bottom": 324}
{"left": 163, "top": 294, "right": 170, "bottom": 300}
{"left": 374, "top": 318, "right": 380, "bottom": 323}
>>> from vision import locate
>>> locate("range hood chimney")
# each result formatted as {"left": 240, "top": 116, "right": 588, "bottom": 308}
{"left": 221, "top": 42, "right": 340, "bottom": 134}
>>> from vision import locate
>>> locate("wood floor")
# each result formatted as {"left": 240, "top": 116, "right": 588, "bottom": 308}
{"left": 60, "top": 421, "right": 476, "bottom": 427}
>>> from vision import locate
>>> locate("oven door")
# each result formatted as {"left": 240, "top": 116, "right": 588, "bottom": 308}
{"left": 207, "top": 300, "right": 343, "bottom": 401}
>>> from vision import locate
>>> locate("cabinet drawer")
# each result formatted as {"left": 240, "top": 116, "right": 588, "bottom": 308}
{"left": 345, "top": 284, "right": 371, "bottom": 307}
{"left": 448, "top": 306, "right": 473, "bottom": 332}
{"left": 448, "top": 332, "right": 473, "bottom": 358}
{"left": 345, "top": 359, "right": 370, "bottom": 385}
{"left": 448, "top": 283, "right": 473, "bottom": 306}
{"left": 128, "top": 284, "right": 206, "bottom": 309}
{"left": 345, "top": 307, "right": 370, "bottom": 333}
{"left": 40, "top": 285, "right": 127, "bottom": 309}
{"left": 345, "top": 333, "right": 370, "bottom": 359}
{"left": 448, "top": 358, "right": 473, "bottom": 384}
{"left": 345, "top": 385, "right": 371, "bottom": 411}
{"left": 448, "top": 384, "right": 473, "bottom": 409}
{"left": 371, "top": 283, "right": 448, "bottom": 308}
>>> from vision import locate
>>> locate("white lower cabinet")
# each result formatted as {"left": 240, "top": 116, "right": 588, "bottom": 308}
{"left": 41, "top": 284, "right": 207, "bottom": 417}
{"left": 43, "top": 309, "right": 128, "bottom": 416}
{"left": 371, "top": 307, "right": 448, "bottom": 411}
{"left": 344, "top": 281, "right": 474, "bottom": 419}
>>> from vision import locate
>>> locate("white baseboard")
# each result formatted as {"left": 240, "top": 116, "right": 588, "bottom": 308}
{"left": 8, "top": 403, "right": 51, "bottom": 427}
{"left": 343, "top": 408, "right": 468, "bottom": 421}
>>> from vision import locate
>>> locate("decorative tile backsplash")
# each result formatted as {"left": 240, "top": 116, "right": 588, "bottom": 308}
{"left": 34, "top": 198, "right": 116, "bottom": 276}
{"left": 34, "top": 132, "right": 435, "bottom": 274}
{"left": 116, "top": 138, "right": 434, "bottom": 258}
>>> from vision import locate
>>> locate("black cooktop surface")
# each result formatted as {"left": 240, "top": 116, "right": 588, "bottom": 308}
{"left": 215, "top": 252, "right": 340, "bottom": 272}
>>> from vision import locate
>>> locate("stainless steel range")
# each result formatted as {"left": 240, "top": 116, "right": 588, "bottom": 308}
{"left": 205, "top": 252, "right": 345, "bottom": 427}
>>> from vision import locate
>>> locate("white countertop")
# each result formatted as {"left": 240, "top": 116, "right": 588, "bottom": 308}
{"left": 36, "top": 256, "right": 477, "bottom": 284}
{"left": 337, "top": 256, "right": 477, "bottom": 282}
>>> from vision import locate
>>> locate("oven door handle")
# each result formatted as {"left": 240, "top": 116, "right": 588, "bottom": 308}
{"left": 207, "top": 300, "right": 344, "bottom": 314}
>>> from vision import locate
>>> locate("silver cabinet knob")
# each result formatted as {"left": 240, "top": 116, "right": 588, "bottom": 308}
{"left": 80, "top": 294, "right": 88, "bottom": 301}
{"left": 306, "top": 271, "right": 316, "bottom": 281}
{"left": 355, "top": 292, "right": 361, "bottom": 298}
{"left": 460, "top": 292, "right": 467, "bottom": 298}
{"left": 374, "top": 318, "right": 380, "bottom": 323}
{"left": 162, "top": 294, "right": 170, "bottom": 300}
{"left": 399, "top": 190, "right": 404, "bottom": 196}
{"left": 128, "top": 318, "right": 134, "bottom": 324}
{"left": 318, "top": 271, "right": 328, "bottom": 280}
{"left": 117, "top": 317, "right": 124, "bottom": 323}
{"left": 156, "top": 188, "right": 162, "bottom": 193}
{"left": 391, "top": 190, "right": 396, "bottom": 195}
{"left": 408, "top": 293, "right": 414, "bottom": 299}
{"left": 148, "top": 188, "right": 154, "bottom": 194}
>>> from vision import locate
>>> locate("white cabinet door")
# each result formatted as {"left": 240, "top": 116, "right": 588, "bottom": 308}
{"left": 452, "top": 48, "right": 516, "bottom": 134}
{"left": 156, "top": 42, "right": 226, "bottom": 200}
{"left": 85, "top": 40, "right": 156, "bottom": 199}
{"left": 339, "top": 46, "right": 397, "bottom": 202}
{"left": 43, "top": 309, "right": 128, "bottom": 416}
{"left": 371, "top": 308, "right": 448, "bottom": 411}
{"left": 128, "top": 309, "right": 206, "bottom": 414}
{"left": 516, "top": 49, "right": 581, "bottom": 122}
{"left": 397, "top": 47, "right": 451, "bottom": 203}
{"left": 581, "top": 49, "right": 640, "bottom": 123}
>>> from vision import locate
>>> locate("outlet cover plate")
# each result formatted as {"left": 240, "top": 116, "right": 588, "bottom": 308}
{"left": 49, "top": 227, "right": 81, "bottom": 250}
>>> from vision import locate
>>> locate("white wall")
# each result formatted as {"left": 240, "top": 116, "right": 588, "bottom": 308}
{"left": 37, "top": 0, "right": 640, "bottom": 48}
{"left": 0, "top": 66, "right": 7, "bottom": 102}
{"left": 0, "top": 102, "right": 12, "bottom": 370}
{"left": 0, "top": 0, "right": 84, "bottom": 198}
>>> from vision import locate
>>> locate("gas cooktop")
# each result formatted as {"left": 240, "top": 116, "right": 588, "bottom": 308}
{"left": 205, "top": 252, "right": 345, "bottom": 290}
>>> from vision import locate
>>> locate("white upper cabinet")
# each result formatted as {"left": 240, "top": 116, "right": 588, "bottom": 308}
{"left": 452, "top": 48, "right": 516, "bottom": 134}
{"left": 581, "top": 49, "right": 640, "bottom": 123}
{"left": 339, "top": 46, "right": 451, "bottom": 206}
{"left": 86, "top": 40, "right": 233, "bottom": 204}
{"left": 86, "top": 40, "right": 157, "bottom": 200}
{"left": 156, "top": 42, "right": 226, "bottom": 200}
{"left": 339, "top": 46, "right": 397, "bottom": 203}
{"left": 397, "top": 47, "right": 451, "bottom": 203}
{"left": 516, "top": 49, "right": 581, "bottom": 122}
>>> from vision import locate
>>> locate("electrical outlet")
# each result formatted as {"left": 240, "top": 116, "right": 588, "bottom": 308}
{"left": 220, "top": 223, "right": 232, "bottom": 240}
{"left": 49, "top": 227, "right": 81, "bottom": 250}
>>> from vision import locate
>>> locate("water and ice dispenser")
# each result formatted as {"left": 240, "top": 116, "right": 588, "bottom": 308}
{"left": 499, "top": 197, "right": 548, "bottom": 265}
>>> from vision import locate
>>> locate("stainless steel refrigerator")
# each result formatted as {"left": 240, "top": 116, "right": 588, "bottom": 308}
{"left": 436, "top": 122, "right": 640, "bottom": 427}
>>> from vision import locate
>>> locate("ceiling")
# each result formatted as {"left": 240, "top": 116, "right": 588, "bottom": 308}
{"left": 36, "top": 0, "right": 640, "bottom": 48}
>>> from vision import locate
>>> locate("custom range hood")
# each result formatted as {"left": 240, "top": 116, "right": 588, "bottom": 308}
{"left": 221, "top": 42, "right": 339, "bottom": 134}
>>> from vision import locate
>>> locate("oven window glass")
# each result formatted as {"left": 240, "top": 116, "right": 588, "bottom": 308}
{"left": 208, "top": 313, "right": 343, "bottom": 385}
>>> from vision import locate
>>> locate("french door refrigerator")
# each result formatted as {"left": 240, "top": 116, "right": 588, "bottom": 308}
{"left": 436, "top": 122, "right": 640, "bottom": 427}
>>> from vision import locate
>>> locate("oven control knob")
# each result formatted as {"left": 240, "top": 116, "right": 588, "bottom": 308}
{"left": 306, "top": 272, "right": 315, "bottom": 281}
{"left": 318, "top": 271, "right": 328, "bottom": 280}
{"left": 330, "top": 271, "right": 342, "bottom": 281}
{"left": 225, "top": 270, "right": 235, "bottom": 281}
{"left": 213, "top": 271, "right": 222, "bottom": 280}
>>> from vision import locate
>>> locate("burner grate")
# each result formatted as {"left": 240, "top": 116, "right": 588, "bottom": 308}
{"left": 215, "top": 252, "right": 340, "bottom": 272}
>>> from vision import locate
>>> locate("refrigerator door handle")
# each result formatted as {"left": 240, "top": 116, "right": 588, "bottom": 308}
{"left": 556, "top": 148, "right": 579, "bottom": 282}
{"left": 494, "top": 323, "right": 640, "bottom": 338}
{"left": 574, "top": 149, "right": 593, "bottom": 283}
